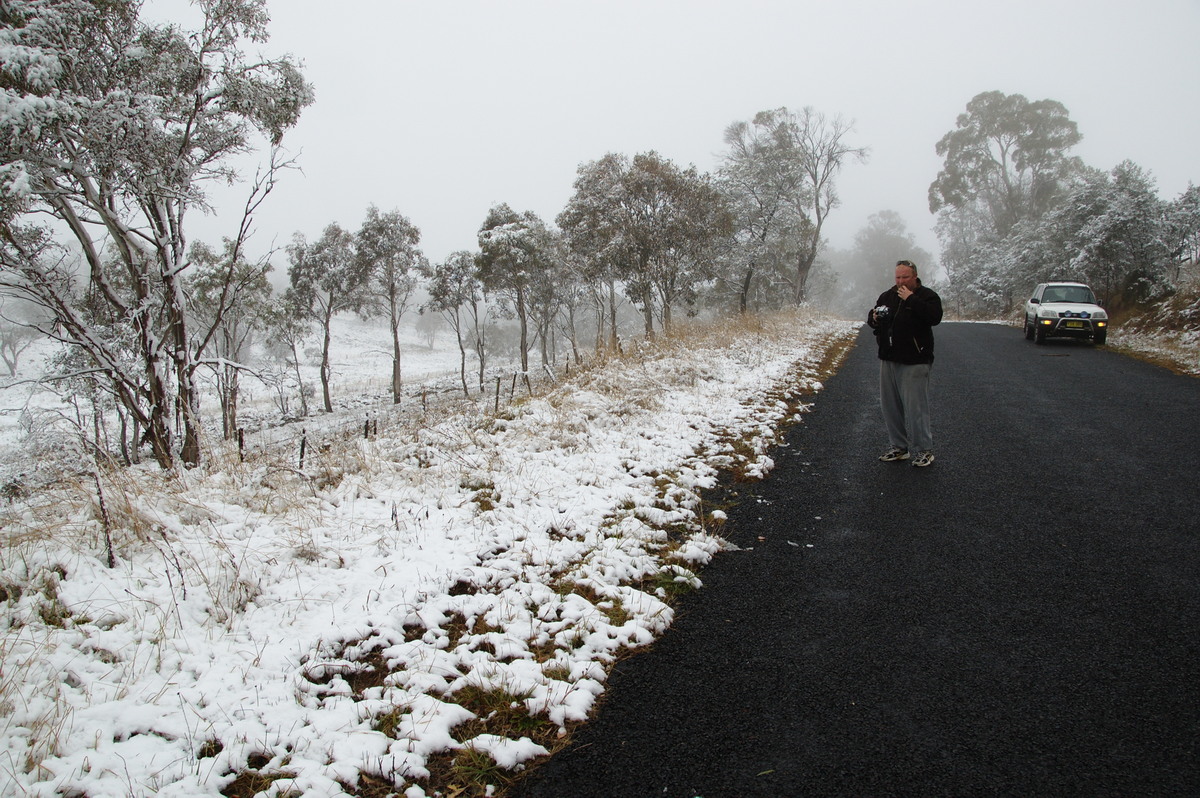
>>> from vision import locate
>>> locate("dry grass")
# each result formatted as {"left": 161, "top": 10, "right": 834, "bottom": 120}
{"left": 1109, "top": 280, "right": 1200, "bottom": 376}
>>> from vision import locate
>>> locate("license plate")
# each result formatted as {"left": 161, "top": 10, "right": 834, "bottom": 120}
{"left": 1065, "top": 321, "right": 1084, "bottom": 328}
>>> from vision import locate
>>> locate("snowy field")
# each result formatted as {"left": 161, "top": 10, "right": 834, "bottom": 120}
{"left": 0, "top": 313, "right": 860, "bottom": 797}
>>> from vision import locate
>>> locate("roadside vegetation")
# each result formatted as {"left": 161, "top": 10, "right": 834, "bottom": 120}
{"left": 1108, "top": 275, "right": 1200, "bottom": 375}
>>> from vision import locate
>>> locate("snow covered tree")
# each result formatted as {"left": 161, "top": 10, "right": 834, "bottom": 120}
{"left": 260, "top": 296, "right": 311, "bottom": 419}
{"left": 717, "top": 115, "right": 803, "bottom": 313}
{"left": 934, "top": 204, "right": 998, "bottom": 317}
{"left": 286, "top": 223, "right": 370, "bottom": 413}
{"left": 0, "top": 0, "right": 312, "bottom": 467}
{"left": 186, "top": 239, "right": 273, "bottom": 440}
{"left": 776, "top": 108, "right": 867, "bottom": 305}
{"left": 558, "top": 152, "right": 731, "bottom": 338}
{"left": 477, "top": 204, "right": 549, "bottom": 376}
{"left": 0, "top": 295, "right": 43, "bottom": 376}
{"left": 1164, "top": 184, "right": 1200, "bottom": 283}
{"left": 720, "top": 108, "right": 866, "bottom": 306}
{"left": 525, "top": 226, "right": 576, "bottom": 368}
{"left": 1056, "top": 161, "right": 1170, "bottom": 305}
{"left": 423, "top": 250, "right": 486, "bottom": 398}
{"left": 355, "top": 206, "right": 424, "bottom": 404}
{"left": 557, "top": 154, "right": 629, "bottom": 350}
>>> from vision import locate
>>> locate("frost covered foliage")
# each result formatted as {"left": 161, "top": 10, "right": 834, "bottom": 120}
{"left": 0, "top": 315, "right": 857, "bottom": 797}
{"left": 930, "top": 91, "right": 1200, "bottom": 318}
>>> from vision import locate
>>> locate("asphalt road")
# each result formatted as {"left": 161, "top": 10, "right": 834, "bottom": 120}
{"left": 514, "top": 322, "right": 1200, "bottom": 798}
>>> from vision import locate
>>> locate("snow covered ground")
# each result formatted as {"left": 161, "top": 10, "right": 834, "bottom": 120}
{"left": 0, "top": 313, "right": 859, "bottom": 797}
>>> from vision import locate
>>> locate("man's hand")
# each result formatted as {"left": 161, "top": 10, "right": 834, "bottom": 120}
{"left": 897, "top": 285, "right": 913, "bottom": 301}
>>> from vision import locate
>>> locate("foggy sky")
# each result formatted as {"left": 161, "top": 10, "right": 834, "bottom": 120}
{"left": 148, "top": 0, "right": 1200, "bottom": 277}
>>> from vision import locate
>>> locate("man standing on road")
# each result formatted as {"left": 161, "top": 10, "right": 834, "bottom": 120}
{"left": 867, "top": 260, "right": 944, "bottom": 467}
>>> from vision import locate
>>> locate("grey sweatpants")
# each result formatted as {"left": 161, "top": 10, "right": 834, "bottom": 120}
{"left": 880, "top": 360, "right": 934, "bottom": 453}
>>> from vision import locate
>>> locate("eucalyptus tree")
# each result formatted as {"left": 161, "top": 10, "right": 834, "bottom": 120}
{"left": 477, "top": 204, "right": 551, "bottom": 376}
{"left": 719, "top": 108, "right": 866, "bottom": 306}
{"left": 424, "top": 250, "right": 487, "bottom": 398}
{"left": 0, "top": 297, "right": 41, "bottom": 377}
{"left": 1049, "top": 161, "right": 1170, "bottom": 305}
{"left": 719, "top": 114, "right": 804, "bottom": 312}
{"left": 647, "top": 166, "right": 732, "bottom": 333}
{"left": 929, "top": 91, "right": 1083, "bottom": 240}
{"left": 1165, "top": 185, "right": 1200, "bottom": 282}
{"left": 934, "top": 205, "right": 1001, "bottom": 317}
{"left": 558, "top": 151, "right": 730, "bottom": 338}
{"left": 260, "top": 296, "right": 312, "bottom": 419}
{"left": 557, "top": 154, "right": 627, "bottom": 350}
{"left": 844, "top": 211, "right": 933, "bottom": 305}
{"left": 0, "top": 0, "right": 312, "bottom": 467}
{"left": 526, "top": 226, "right": 579, "bottom": 367}
{"left": 554, "top": 248, "right": 593, "bottom": 365}
{"left": 186, "top": 240, "right": 274, "bottom": 439}
{"left": 356, "top": 205, "right": 425, "bottom": 404}
{"left": 286, "top": 224, "right": 371, "bottom": 413}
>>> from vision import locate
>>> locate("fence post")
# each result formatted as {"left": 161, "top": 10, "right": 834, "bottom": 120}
{"left": 237, "top": 428, "right": 244, "bottom": 462}
{"left": 299, "top": 428, "right": 307, "bottom": 469}
{"left": 494, "top": 376, "right": 501, "bottom": 413}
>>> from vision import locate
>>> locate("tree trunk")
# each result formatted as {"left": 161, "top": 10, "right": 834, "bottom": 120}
{"left": 390, "top": 302, "right": 403, "bottom": 404}
{"left": 320, "top": 309, "right": 334, "bottom": 413}
{"left": 138, "top": 315, "right": 176, "bottom": 469}
{"left": 517, "top": 289, "right": 530, "bottom": 375}
{"left": 290, "top": 340, "right": 309, "bottom": 417}
{"left": 163, "top": 260, "right": 202, "bottom": 467}
{"left": 472, "top": 300, "right": 487, "bottom": 392}
{"left": 219, "top": 362, "right": 241, "bottom": 440}
{"left": 641, "top": 286, "right": 655, "bottom": 339}
{"left": 608, "top": 281, "right": 619, "bottom": 351}
{"left": 740, "top": 262, "right": 755, "bottom": 314}
{"left": 592, "top": 289, "right": 606, "bottom": 354}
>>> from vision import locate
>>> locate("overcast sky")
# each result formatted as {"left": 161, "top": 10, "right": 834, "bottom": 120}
{"left": 149, "top": 0, "right": 1200, "bottom": 275}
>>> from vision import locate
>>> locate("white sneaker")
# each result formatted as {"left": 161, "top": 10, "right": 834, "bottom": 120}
{"left": 911, "top": 451, "right": 935, "bottom": 468}
{"left": 879, "top": 447, "right": 909, "bottom": 462}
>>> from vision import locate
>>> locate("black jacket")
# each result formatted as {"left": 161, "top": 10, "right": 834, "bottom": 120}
{"left": 867, "top": 282, "right": 943, "bottom": 364}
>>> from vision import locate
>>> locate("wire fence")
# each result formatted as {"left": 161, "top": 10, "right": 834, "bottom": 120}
{"left": 225, "top": 360, "right": 574, "bottom": 468}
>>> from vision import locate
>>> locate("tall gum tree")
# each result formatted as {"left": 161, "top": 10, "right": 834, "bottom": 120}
{"left": 286, "top": 223, "right": 370, "bottom": 413}
{"left": 719, "top": 107, "right": 866, "bottom": 307}
{"left": 477, "top": 203, "right": 548, "bottom": 376}
{"left": 0, "top": 0, "right": 313, "bottom": 468}
{"left": 423, "top": 250, "right": 485, "bottom": 398}
{"left": 356, "top": 205, "right": 424, "bottom": 404}
{"left": 929, "top": 90, "right": 1083, "bottom": 239}
{"left": 559, "top": 151, "right": 730, "bottom": 337}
